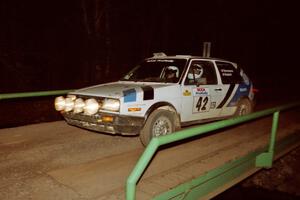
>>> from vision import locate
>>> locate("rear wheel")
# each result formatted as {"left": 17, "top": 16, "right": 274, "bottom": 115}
{"left": 139, "top": 109, "right": 177, "bottom": 146}
{"left": 235, "top": 98, "right": 252, "bottom": 117}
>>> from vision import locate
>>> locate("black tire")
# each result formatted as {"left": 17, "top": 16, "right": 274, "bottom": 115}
{"left": 234, "top": 98, "right": 253, "bottom": 117}
{"left": 139, "top": 109, "right": 177, "bottom": 146}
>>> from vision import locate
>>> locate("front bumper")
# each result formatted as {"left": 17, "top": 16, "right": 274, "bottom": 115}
{"left": 62, "top": 112, "right": 145, "bottom": 135}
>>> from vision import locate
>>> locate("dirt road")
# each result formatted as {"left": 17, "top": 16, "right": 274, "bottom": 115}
{"left": 0, "top": 109, "right": 299, "bottom": 199}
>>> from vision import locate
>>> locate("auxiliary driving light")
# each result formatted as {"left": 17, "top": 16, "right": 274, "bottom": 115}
{"left": 54, "top": 96, "right": 65, "bottom": 111}
{"left": 84, "top": 98, "right": 99, "bottom": 115}
{"left": 102, "top": 98, "right": 120, "bottom": 112}
{"left": 74, "top": 98, "right": 85, "bottom": 113}
{"left": 64, "top": 97, "right": 75, "bottom": 112}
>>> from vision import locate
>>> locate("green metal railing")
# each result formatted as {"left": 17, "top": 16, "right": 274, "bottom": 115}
{"left": 0, "top": 89, "right": 73, "bottom": 100}
{"left": 126, "top": 102, "right": 300, "bottom": 200}
{"left": 1, "top": 90, "right": 299, "bottom": 199}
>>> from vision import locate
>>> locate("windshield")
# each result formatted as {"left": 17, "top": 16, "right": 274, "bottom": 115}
{"left": 121, "top": 58, "right": 187, "bottom": 83}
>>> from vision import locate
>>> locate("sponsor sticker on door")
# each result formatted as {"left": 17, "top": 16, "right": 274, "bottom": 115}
{"left": 193, "top": 87, "right": 209, "bottom": 96}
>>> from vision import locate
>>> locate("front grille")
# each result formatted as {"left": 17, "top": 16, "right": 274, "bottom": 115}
{"left": 63, "top": 112, "right": 103, "bottom": 124}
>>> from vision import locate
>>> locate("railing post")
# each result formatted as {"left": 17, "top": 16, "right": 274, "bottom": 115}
{"left": 256, "top": 111, "right": 280, "bottom": 168}
{"left": 269, "top": 111, "right": 280, "bottom": 153}
{"left": 126, "top": 138, "right": 160, "bottom": 200}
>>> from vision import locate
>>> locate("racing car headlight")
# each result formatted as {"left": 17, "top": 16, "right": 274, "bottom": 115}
{"left": 84, "top": 98, "right": 99, "bottom": 115}
{"left": 74, "top": 98, "right": 85, "bottom": 113}
{"left": 64, "top": 97, "right": 75, "bottom": 112}
{"left": 54, "top": 96, "right": 65, "bottom": 111}
{"left": 102, "top": 98, "right": 120, "bottom": 112}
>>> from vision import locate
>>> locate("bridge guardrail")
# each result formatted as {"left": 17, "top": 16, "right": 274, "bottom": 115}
{"left": 1, "top": 90, "right": 299, "bottom": 199}
{"left": 0, "top": 90, "right": 73, "bottom": 100}
{"left": 126, "top": 101, "right": 300, "bottom": 200}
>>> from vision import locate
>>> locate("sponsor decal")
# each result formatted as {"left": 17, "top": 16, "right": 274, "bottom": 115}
{"left": 183, "top": 90, "right": 191, "bottom": 96}
{"left": 123, "top": 89, "right": 136, "bottom": 103}
{"left": 193, "top": 87, "right": 209, "bottom": 96}
{"left": 239, "top": 87, "right": 248, "bottom": 92}
{"left": 147, "top": 59, "right": 174, "bottom": 63}
{"left": 210, "top": 102, "right": 216, "bottom": 109}
{"left": 221, "top": 69, "right": 234, "bottom": 77}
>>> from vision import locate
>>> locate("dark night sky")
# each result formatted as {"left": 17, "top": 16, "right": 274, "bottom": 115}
{"left": 0, "top": 0, "right": 299, "bottom": 93}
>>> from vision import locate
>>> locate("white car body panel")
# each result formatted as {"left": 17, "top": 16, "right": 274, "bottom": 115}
{"left": 118, "top": 82, "right": 182, "bottom": 117}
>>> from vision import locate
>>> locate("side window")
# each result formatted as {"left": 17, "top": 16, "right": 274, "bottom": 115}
{"left": 161, "top": 65, "right": 180, "bottom": 83}
{"left": 185, "top": 61, "right": 217, "bottom": 85}
{"left": 216, "top": 62, "right": 243, "bottom": 84}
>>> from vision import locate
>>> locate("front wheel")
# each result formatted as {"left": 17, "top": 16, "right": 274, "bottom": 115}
{"left": 139, "top": 109, "right": 177, "bottom": 146}
{"left": 234, "top": 98, "right": 253, "bottom": 117}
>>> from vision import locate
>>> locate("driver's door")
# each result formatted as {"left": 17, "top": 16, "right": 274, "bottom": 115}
{"left": 181, "top": 60, "right": 224, "bottom": 122}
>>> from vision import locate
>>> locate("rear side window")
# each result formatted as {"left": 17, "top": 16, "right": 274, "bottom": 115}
{"left": 216, "top": 62, "right": 243, "bottom": 84}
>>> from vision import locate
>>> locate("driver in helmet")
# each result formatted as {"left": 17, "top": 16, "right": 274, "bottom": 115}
{"left": 165, "top": 66, "right": 178, "bottom": 83}
{"left": 187, "top": 64, "right": 204, "bottom": 84}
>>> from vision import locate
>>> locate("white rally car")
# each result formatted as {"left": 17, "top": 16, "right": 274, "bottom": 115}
{"left": 54, "top": 54, "right": 255, "bottom": 145}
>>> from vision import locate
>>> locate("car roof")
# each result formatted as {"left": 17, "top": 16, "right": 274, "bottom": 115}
{"left": 148, "top": 54, "right": 233, "bottom": 63}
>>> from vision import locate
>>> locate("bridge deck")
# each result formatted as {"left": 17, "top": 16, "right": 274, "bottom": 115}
{"left": 0, "top": 110, "right": 299, "bottom": 200}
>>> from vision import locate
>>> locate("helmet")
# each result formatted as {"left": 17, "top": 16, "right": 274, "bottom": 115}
{"left": 165, "top": 66, "right": 179, "bottom": 77}
{"left": 194, "top": 67, "right": 203, "bottom": 79}
{"left": 188, "top": 64, "right": 203, "bottom": 79}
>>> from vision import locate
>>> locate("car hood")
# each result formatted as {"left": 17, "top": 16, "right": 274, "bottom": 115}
{"left": 70, "top": 81, "right": 177, "bottom": 99}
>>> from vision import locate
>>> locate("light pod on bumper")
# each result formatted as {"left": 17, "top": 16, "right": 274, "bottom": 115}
{"left": 102, "top": 98, "right": 120, "bottom": 112}
{"left": 64, "top": 97, "right": 75, "bottom": 112}
{"left": 54, "top": 96, "right": 65, "bottom": 111}
{"left": 84, "top": 98, "right": 99, "bottom": 115}
{"left": 74, "top": 98, "right": 85, "bottom": 113}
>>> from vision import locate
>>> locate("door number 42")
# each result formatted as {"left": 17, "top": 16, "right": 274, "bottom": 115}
{"left": 194, "top": 96, "right": 210, "bottom": 112}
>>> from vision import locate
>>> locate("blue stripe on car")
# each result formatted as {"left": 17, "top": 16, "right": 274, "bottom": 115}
{"left": 123, "top": 89, "right": 136, "bottom": 103}
{"left": 227, "top": 83, "right": 251, "bottom": 107}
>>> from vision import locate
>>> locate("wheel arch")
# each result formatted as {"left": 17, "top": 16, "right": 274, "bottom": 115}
{"left": 235, "top": 95, "right": 254, "bottom": 108}
{"left": 144, "top": 102, "right": 181, "bottom": 129}
{"left": 234, "top": 96, "right": 253, "bottom": 116}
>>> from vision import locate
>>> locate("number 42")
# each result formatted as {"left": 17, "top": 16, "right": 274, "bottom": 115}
{"left": 196, "top": 96, "right": 209, "bottom": 111}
